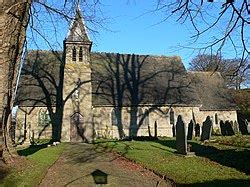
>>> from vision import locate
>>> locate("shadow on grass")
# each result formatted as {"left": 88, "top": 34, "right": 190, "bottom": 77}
{"left": 68, "top": 141, "right": 132, "bottom": 164}
{"left": 155, "top": 139, "right": 250, "bottom": 175}
{"left": 17, "top": 143, "right": 49, "bottom": 157}
{"left": 0, "top": 163, "right": 9, "bottom": 181}
{"left": 94, "top": 138, "right": 250, "bottom": 187}
{"left": 180, "top": 178, "right": 250, "bottom": 187}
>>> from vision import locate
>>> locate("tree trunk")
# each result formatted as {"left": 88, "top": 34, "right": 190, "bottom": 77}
{"left": 116, "top": 107, "right": 125, "bottom": 139}
{"left": 51, "top": 109, "right": 63, "bottom": 142}
{"left": 0, "top": 1, "right": 31, "bottom": 162}
{"left": 129, "top": 106, "right": 138, "bottom": 138}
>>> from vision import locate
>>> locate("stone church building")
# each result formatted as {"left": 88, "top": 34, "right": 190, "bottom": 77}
{"left": 14, "top": 9, "right": 237, "bottom": 143}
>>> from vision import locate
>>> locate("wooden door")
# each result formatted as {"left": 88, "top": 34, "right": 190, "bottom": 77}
{"left": 70, "top": 112, "right": 84, "bottom": 142}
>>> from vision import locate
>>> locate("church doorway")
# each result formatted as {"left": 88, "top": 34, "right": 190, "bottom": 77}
{"left": 70, "top": 112, "right": 84, "bottom": 142}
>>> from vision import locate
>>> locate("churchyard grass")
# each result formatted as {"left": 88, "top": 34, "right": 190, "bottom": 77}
{"left": 0, "top": 142, "right": 66, "bottom": 186}
{"left": 208, "top": 135, "right": 250, "bottom": 148}
{"left": 96, "top": 136, "right": 250, "bottom": 186}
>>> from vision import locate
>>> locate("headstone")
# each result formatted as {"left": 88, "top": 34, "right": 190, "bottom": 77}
{"left": 230, "top": 121, "right": 235, "bottom": 135}
{"left": 176, "top": 115, "right": 187, "bottom": 155}
{"left": 225, "top": 120, "right": 234, "bottom": 136}
{"left": 195, "top": 123, "right": 200, "bottom": 137}
{"left": 238, "top": 118, "right": 248, "bottom": 135}
{"left": 148, "top": 125, "right": 152, "bottom": 137}
{"left": 172, "top": 124, "right": 176, "bottom": 137}
{"left": 201, "top": 116, "right": 212, "bottom": 141}
{"left": 154, "top": 121, "right": 157, "bottom": 137}
{"left": 187, "top": 120, "right": 194, "bottom": 140}
{"left": 233, "top": 120, "right": 240, "bottom": 134}
{"left": 246, "top": 120, "right": 250, "bottom": 134}
{"left": 31, "top": 130, "right": 35, "bottom": 144}
{"left": 220, "top": 120, "right": 226, "bottom": 136}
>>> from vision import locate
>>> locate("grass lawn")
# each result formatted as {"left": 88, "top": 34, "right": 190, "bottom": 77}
{"left": 208, "top": 135, "right": 250, "bottom": 148}
{"left": 0, "top": 142, "right": 66, "bottom": 186}
{"left": 95, "top": 136, "right": 250, "bottom": 187}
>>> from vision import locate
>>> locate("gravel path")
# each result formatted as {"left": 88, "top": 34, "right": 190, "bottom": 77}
{"left": 40, "top": 143, "right": 174, "bottom": 187}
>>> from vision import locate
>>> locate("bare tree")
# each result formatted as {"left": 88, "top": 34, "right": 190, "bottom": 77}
{"left": 189, "top": 54, "right": 250, "bottom": 89}
{"left": 0, "top": 0, "right": 31, "bottom": 161}
{"left": 0, "top": 0, "right": 103, "bottom": 162}
{"left": 155, "top": 1, "right": 250, "bottom": 60}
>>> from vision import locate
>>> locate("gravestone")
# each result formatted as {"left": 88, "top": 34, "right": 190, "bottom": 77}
{"left": 195, "top": 123, "right": 200, "bottom": 137}
{"left": 176, "top": 115, "right": 187, "bottom": 155}
{"left": 230, "top": 121, "right": 235, "bottom": 135}
{"left": 225, "top": 120, "right": 234, "bottom": 136}
{"left": 233, "top": 120, "right": 240, "bottom": 134}
{"left": 220, "top": 120, "right": 226, "bottom": 136}
{"left": 172, "top": 124, "right": 176, "bottom": 137}
{"left": 154, "top": 121, "right": 158, "bottom": 137}
{"left": 148, "top": 125, "right": 152, "bottom": 137}
{"left": 238, "top": 118, "right": 248, "bottom": 135}
{"left": 187, "top": 120, "right": 194, "bottom": 140}
{"left": 201, "top": 116, "right": 212, "bottom": 141}
{"left": 246, "top": 120, "right": 250, "bottom": 134}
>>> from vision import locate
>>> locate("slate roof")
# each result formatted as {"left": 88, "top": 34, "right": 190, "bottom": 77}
{"left": 188, "top": 71, "right": 237, "bottom": 110}
{"left": 15, "top": 50, "right": 62, "bottom": 107}
{"left": 91, "top": 53, "right": 200, "bottom": 106}
{"left": 15, "top": 51, "right": 236, "bottom": 110}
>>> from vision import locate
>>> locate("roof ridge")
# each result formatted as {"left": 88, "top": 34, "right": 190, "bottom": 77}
{"left": 91, "top": 51, "right": 181, "bottom": 59}
{"left": 188, "top": 71, "right": 221, "bottom": 74}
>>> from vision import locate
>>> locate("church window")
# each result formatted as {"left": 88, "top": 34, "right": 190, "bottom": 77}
{"left": 79, "top": 47, "right": 83, "bottom": 62}
{"left": 38, "top": 109, "right": 51, "bottom": 126}
{"left": 170, "top": 108, "right": 174, "bottom": 125}
{"left": 215, "top": 113, "right": 218, "bottom": 124}
{"left": 72, "top": 46, "right": 77, "bottom": 61}
{"left": 111, "top": 108, "right": 118, "bottom": 126}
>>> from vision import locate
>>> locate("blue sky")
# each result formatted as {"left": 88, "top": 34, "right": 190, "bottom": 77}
{"left": 91, "top": 1, "right": 194, "bottom": 65}
{"left": 27, "top": 0, "right": 246, "bottom": 68}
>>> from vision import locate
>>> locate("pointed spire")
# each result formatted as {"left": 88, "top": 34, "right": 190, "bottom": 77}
{"left": 65, "top": 6, "right": 91, "bottom": 43}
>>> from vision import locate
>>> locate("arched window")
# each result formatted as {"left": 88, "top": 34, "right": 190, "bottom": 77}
{"left": 111, "top": 108, "right": 118, "bottom": 126}
{"left": 79, "top": 47, "right": 83, "bottom": 62}
{"left": 215, "top": 113, "right": 218, "bottom": 124}
{"left": 170, "top": 108, "right": 174, "bottom": 125}
{"left": 72, "top": 46, "right": 76, "bottom": 61}
{"left": 38, "top": 109, "right": 51, "bottom": 126}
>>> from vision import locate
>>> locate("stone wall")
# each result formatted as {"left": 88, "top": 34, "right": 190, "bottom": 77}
{"left": 93, "top": 106, "right": 238, "bottom": 139}
{"left": 62, "top": 41, "right": 93, "bottom": 142}
{"left": 15, "top": 105, "right": 238, "bottom": 142}
{"left": 93, "top": 106, "right": 195, "bottom": 139}
{"left": 15, "top": 106, "right": 52, "bottom": 143}
{"left": 194, "top": 110, "right": 238, "bottom": 133}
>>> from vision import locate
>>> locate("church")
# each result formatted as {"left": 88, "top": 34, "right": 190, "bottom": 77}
{"left": 14, "top": 9, "right": 237, "bottom": 143}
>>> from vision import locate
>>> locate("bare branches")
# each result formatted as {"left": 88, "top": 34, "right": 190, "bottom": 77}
{"left": 155, "top": 0, "right": 250, "bottom": 60}
{"left": 27, "top": 0, "right": 105, "bottom": 50}
{"left": 189, "top": 54, "right": 249, "bottom": 89}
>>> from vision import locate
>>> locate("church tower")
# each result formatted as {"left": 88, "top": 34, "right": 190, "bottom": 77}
{"left": 62, "top": 7, "right": 93, "bottom": 142}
